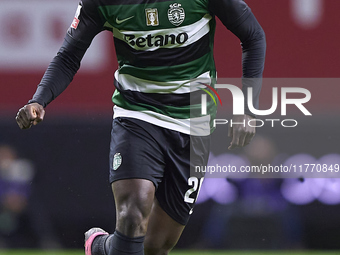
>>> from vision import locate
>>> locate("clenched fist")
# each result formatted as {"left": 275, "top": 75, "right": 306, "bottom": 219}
{"left": 15, "top": 103, "right": 45, "bottom": 129}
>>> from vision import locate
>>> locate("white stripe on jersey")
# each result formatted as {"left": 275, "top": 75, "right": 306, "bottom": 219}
{"left": 113, "top": 105, "right": 211, "bottom": 136}
{"left": 114, "top": 71, "right": 211, "bottom": 94}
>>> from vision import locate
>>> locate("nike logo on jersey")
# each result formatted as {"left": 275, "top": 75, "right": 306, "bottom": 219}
{"left": 116, "top": 16, "right": 135, "bottom": 24}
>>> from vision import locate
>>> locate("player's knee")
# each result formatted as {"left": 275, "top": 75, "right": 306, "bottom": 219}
{"left": 116, "top": 205, "right": 150, "bottom": 236}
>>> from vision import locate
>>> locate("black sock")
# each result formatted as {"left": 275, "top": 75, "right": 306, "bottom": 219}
{"left": 92, "top": 234, "right": 112, "bottom": 255}
{"left": 108, "top": 230, "right": 145, "bottom": 255}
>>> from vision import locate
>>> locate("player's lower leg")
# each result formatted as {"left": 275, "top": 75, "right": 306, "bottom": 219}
{"left": 85, "top": 179, "right": 155, "bottom": 255}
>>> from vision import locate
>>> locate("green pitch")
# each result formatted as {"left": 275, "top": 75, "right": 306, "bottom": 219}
{"left": 0, "top": 251, "right": 339, "bottom": 255}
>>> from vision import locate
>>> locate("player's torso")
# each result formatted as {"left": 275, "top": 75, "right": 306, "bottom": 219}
{"left": 91, "top": 0, "right": 216, "bottom": 136}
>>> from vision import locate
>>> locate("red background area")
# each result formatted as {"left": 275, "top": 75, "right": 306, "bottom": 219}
{"left": 0, "top": 0, "right": 339, "bottom": 116}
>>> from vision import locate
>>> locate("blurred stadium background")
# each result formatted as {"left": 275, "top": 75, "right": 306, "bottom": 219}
{"left": 1, "top": 0, "right": 340, "bottom": 253}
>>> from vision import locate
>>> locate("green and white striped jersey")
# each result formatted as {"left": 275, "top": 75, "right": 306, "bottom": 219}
{"left": 93, "top": 0, "right": 217, "bottom": 136}
{"left": 31, "top": 0, "right": 265, "bottom": 136}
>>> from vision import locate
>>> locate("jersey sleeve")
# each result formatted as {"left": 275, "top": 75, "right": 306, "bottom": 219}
{"left": 29, "top": 0, "right": 105, "bottom": 107}
{"left": 209, "top": 0, "right": 266, "bottom": 116}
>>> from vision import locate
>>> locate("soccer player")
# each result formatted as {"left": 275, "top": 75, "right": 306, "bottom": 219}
{"left": 15, "top": 0, "right": 266, "bottom": 254}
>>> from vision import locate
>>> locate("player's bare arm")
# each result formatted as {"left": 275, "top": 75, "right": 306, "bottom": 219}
{"left": 15, "top": 103, "right": 45, "bottom": 130}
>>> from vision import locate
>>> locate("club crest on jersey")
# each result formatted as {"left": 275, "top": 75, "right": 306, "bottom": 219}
{"left": 71, "top": 4, "right": 82, "bottom": 29}
{"left": 113, "top": 153, "right": 122, "bottom": 170}
{"left": 168, "top": 3, "right": 185, "bottom": 26}
{"left": 145, "top": 8, "right": 159, "bottom": 26}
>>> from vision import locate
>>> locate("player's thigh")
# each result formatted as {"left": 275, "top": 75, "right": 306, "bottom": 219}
{"left": 109, "top": 117, "right": 167, "bottom": 236}
{"left": 154, "top": 133, "right": 210, "bottom": 225}
{"left": 144, "top": 199, "right": 185, "bottom": 255}
{"left": 109, "top": 117, "right": 165, "bottom": 185}
{"left": 144, "top": 134, "right": 210, "bottom": 255}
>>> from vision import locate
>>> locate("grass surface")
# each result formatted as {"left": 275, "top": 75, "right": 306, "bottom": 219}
{"left": 0, "top": 250, "right": 339, "bottom": 255}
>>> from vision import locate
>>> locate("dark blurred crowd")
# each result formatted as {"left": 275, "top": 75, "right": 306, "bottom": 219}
{"left": 0, "top": 144, "right": 60, "bottom": 249}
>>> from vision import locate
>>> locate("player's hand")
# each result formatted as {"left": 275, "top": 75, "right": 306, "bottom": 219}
{"left": 228, "top": 114, "right": 256, "bottom": 150}
{"left": 15, "top": 103, "right": 45, "bottom": 129}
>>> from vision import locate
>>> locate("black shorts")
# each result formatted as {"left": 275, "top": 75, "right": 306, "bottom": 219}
{"left": 109, "top": 117, "right": 210, "bottom": 225}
